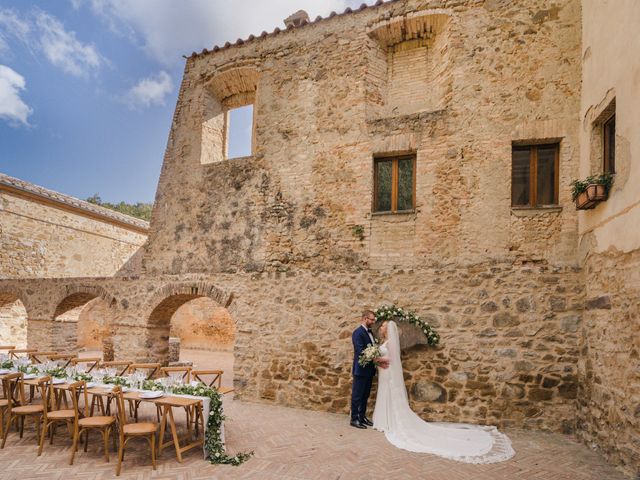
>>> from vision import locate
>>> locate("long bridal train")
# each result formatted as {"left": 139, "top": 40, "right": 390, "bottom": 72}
{"left": 372, "top": 321, "right": 515, "bottom": 464}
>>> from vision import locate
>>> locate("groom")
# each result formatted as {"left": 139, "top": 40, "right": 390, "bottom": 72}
{"left": 350, "top": 310, "right": 388, "bottom": 429}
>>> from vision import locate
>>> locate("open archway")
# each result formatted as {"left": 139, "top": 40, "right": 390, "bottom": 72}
{"left": 147, "top": 293, "right": 235, "bottom": 389}
{"left": 0, "top": 292, "right": 28, "bottom": 348}
{"left": 53, "top": 290, "right": 115, "bottom": 358}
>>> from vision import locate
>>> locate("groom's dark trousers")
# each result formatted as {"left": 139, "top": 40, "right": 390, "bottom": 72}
{"left": 351, "top": 326, "right": 376, "bottom": 422}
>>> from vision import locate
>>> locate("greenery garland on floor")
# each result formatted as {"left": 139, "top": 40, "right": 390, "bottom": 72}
{"left": 0, "top": 359, "right": 252, "bottom": 466}
{"left": 374, "top": 304, "right": 440, "bottom": 345}
{"left": 144, "top": 380, "right": 254, "bottom": 466}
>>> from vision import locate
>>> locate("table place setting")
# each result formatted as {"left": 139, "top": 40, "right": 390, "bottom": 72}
{"left": 0, "top": 353, "right": 253, "bottom": 465}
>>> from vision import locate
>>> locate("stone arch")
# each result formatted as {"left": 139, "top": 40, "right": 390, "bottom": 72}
{"left": 143, "top": 282, "right": 236, "bottom": 364}
{"left": 51, "top": 285, "right": 118, "bottom": 357}
{"left": 0, "top": 290, "right": 30, "bottom": 349}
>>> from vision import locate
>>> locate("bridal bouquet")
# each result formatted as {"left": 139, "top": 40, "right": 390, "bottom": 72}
{"left": 358, "top": 343, "right": 381, "bottom": 367}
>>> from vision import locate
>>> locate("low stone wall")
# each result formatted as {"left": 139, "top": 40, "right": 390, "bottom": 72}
{"left": 577, "top": 248, "right": 640, "bottom": 476}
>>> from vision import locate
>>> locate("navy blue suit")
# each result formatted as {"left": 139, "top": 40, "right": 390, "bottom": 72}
{"left": 351, "top": 325, "right": 376, "bottom": 422}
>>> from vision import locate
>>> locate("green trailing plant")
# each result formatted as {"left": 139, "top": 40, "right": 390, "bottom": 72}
{"left": 570, "top": 172, "right": 614, "bottom": 201}
{"left": 374, "top": 305, "right": 440, "bottom": 345}
{"left": 143, "top": 380, "right": 253, "bottom": 465}
{"left": 0, "top": 360, "right": 14, "bottom": 369}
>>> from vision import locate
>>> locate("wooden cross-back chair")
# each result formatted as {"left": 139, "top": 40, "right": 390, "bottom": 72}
{"left": 159, "top": 366, "right": 192, "bottom": 383}
{"left": 47, "top": 354, "right": 78, "bottom": 368}
{"left": 128, "top": 363, "right": 160, "bottom": 380}
{"left": 69, "top": 381, "right": 116, "bottom": 465}
{"left": 1, "top": 373, "right": 49, "bottom": 449}
{"left": 70, "top": 357, "right": 101, "bottom": 373}
{"left": 100, "top": 361, "right": 131, "bottom": 377}
{"left": 191, "top": 370, "right": 223, "bottom": 388}
{"left": 28, "top": 351, "right": 58, "bottom": 364}
{"left": 0, "top": 345, "right": 15, "bottom": 354}
{"left": 111, "top": 386, "right": 158, "bottom": 476}
{"left": 9, "top": 349, "right": 37, "bottom": 359}
{"left": 37, "top": 379, "right": 78, "bottom": 456}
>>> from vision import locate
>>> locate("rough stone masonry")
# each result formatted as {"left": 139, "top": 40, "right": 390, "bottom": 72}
{"left": 1, "top": 0, "right": 638, "bottom": 476}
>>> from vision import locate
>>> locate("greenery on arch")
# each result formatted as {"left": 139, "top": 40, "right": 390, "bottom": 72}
{"left": 374, "top": 304, "right": 440, "bottom": 346}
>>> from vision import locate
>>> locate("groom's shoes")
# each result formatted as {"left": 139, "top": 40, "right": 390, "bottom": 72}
{"left": 361, "top": 417, "right": 374, "bottom": 427}
{"left": 350, "top": 420, "right": 367, "bottom": 429}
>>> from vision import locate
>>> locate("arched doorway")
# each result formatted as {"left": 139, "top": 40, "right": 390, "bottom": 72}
{"left": 0, "top": 293, "right": 28, "bottom": 348}
{"left": 147, "top": 294, "right": 235, "bottom": 389}
{"left": 53, "top": 291, "right": 113, "bottom": 358}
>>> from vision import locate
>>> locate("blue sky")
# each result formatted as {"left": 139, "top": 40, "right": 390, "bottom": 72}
{"left": 0, "top": 0, "right": 359, "bottom": 203}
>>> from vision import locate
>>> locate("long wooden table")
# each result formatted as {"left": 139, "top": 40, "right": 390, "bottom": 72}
{"left": 18, "top": 380, "right": 207, "bottom": 462}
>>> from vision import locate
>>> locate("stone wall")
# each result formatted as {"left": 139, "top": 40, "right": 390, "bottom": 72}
{"left": 577, "top": 1, "right": 640, "bottom": 475}
{"left": 170, "top": 298, "right": 235, "bottom": 351}
{"left": 144, "top": 0, "right": 582, "bottom": 276}
{"left": 0, "top": 176, "right": 147, "bottom": 279}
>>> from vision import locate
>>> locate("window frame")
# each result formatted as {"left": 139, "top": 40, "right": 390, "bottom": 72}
{"left": 511, "top": 143, "right": 560, "bottom": 208}
{"left": 603, "top": 113, "right": 615, "bottom": 174}
{"left": 373, "top": 154, "right": 417, "bottom": 213}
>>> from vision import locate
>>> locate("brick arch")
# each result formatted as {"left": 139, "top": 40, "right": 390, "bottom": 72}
{"left": 0, "top": 289, "right": 30, "bottom": 349}
{"left": 142, "top": 281, "right": 237, "bottom": 364}
{"left": 145, "top": 282, "right": 235, "bottom": 323}
{"left": 51, "top": 284, "right": 117, "bottom": 319}
{"left": 0, "top": 287, "right": 32, "bottom": 317}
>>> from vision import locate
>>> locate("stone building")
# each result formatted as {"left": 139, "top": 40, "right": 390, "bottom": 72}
{"left": 0, "top": 0, "right": 638, "bottom": 475}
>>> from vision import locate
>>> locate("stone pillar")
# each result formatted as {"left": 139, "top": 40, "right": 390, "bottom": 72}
{"left": 168, "top": 337, "right": 180, "bottom": 363}
{"left": 27, "top": 318, "right": 55, "bottom": 350}
{"left": 102, "top": 337, "right": 114, "bottom": 361}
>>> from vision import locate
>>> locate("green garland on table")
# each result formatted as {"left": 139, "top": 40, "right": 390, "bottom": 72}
{"left": 43, "top": 366, "right": 67, "bottom": 378}
{"left": 17, "top": 365, "right": 40, "bottom": 375}
{"left": 143, "top": 380, "right": 253, "bottom": 466}
{"left": 374, "top": 304, "right": 441, "bottom": 345}
{"left": 103, "top": 375, "right": 131, "bottom": 387}
{"left": 1, "top": 360, "right": 13, "bottom": 369}
{"left": 74, "top": 372, "right": 93, "bottom": 382}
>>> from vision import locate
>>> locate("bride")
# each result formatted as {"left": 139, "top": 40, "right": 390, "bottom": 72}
{"left": 372, "top": 321, "right": 515, "bottom": 463}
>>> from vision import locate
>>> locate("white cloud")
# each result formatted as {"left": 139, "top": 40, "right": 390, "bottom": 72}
{"left": 124, "top": 70, "right": 173, "bottom": 109}
{"left": 0, "top": 64, "right": 32, "bottom": 127}
{"left": 35, "top": 11, "right": 102, "bottom": 77}
{"left": 74, "top": 0, "right": 350, "bottom": 65}
{"left": 0, "top": 9, "right": 31, "bottom": 56}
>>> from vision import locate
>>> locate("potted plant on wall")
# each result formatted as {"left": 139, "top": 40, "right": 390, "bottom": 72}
{"left": 571, "top": 172, "right": 614, "bottom": 210}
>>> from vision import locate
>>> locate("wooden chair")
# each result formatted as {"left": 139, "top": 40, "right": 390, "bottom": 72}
{"left": 1, "top": 374, "right": 49, "bottom": 449}
{"left": 69, "top": 381, "right": 116, "bottom": 465}
{"left": 0, "top": 345, "right": 16, "bottom": 354}
{"left": 38, "top": 380, "right": 77, "bottom": 456}
{"left": 70, "top": 357, "right": 101, "bottom": 373}
{"left": 9, "top": 348, "right": 37, "bottom": 359}
{"left": 160, "top": 366, "right": 192, "bottom": 383}
{"left": 111, "top": 386, "right": 157, "bottom": 476}
{"left": 192, "top": 370, "right": 233, "bottom": 392}
{"left": 128, "top": 363, "right": 160, "bottom": 380}
{"left": 48, "top": 354, "right": 78, "bottom": 368}
{"left": 28, "top": 351, "right": 58, "bottom": 364}
{"left": 100, "top": 361, "right": 131, "bottom": 377}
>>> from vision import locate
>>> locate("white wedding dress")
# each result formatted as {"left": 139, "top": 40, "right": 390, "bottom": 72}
{"left": 372, "top": 321, "right": 515, "bottom": 463}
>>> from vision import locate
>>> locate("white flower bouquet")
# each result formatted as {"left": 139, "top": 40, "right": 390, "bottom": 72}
{"left": 358, "top": 343, "right": 381, "bottom": 367}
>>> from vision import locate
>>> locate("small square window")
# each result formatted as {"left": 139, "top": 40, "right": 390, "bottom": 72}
{"left": 511, "top": 144, "right": 559, "bottom": 207}
{"left": 373, "top": 155, "right": 416, "bottom": 213}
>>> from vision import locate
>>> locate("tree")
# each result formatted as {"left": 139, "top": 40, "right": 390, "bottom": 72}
{"left": 86, "top": 194, "right": 153, "bottom": 222}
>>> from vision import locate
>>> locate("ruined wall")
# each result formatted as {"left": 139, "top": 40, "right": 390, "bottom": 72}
{"left": 170, "top": 298, "right": 235, "bottom": 351}
{"left": 0, "top": 187, "right": 147, "bottom": 279}
{"left": 577, "top": 1, "right": 640, "bottom": 475}
{"left": 145, "top": 0, "right": 581, "bottom": 276}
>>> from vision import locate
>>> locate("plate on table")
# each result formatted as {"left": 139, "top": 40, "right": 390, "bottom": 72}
{"left": 23, "top": 374, "right": 37, "bottom": 379}
{"left": 139, "top": 391, "right": 163, "bottom": 399}
{"left": 0, "top": 369, "right": 11, "bottom": 375}
{"left": 52, "top": 378, "right": 66, "bottom": 385}
{"left": 86, "top": 382, "right": 96, "bottom": 388}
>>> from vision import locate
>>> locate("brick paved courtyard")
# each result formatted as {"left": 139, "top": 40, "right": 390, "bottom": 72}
{"left": 0, "top": 397, "right": 628, "bottom": 480}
